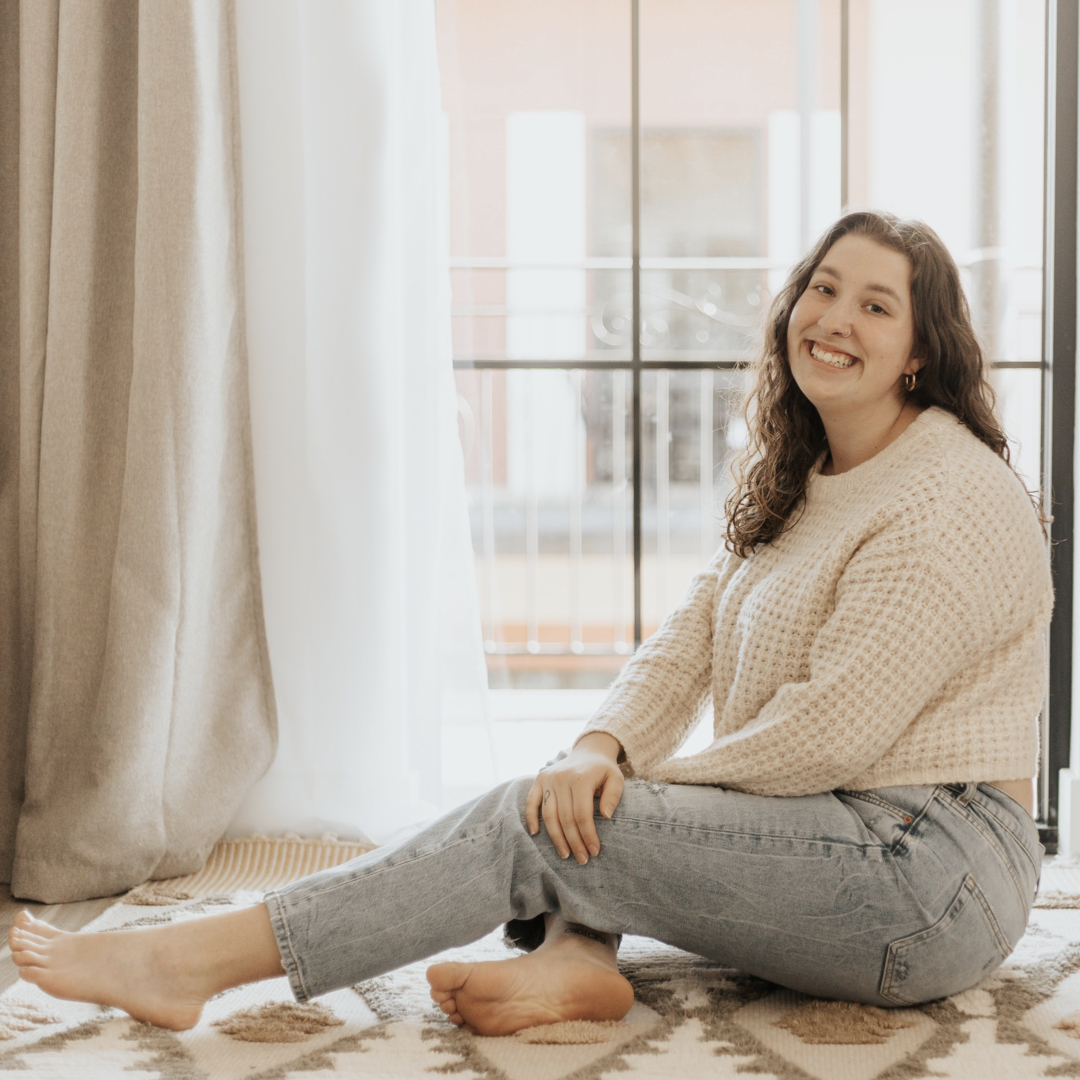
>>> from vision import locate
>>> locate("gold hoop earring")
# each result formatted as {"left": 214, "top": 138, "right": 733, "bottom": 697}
{"left": 903, "top": 371, "right": 917, "bottom": 393}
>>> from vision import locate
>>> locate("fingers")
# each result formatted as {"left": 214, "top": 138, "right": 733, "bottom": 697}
{"left": 525, "top": 777, "right": 543, "bottom": 836}
{"left": 540, "top": 784, "right": 572, "bottom": 861}
{"left": 574, "top": 789, "right": 601, "bottom": 859}
{"left": 530, "top": 757, "right": 625, "bottom": 864}
{"left": 599, "top": 769, "right": 625, "bottom": 820}
{"left": 541, "top": 778, "right": 596, "bottom": 865}
{"left": 570, "top": 766, "right": 624, "bottom": 857}
{"left": 557, "top": 789, "right": 591, "bottom": 864}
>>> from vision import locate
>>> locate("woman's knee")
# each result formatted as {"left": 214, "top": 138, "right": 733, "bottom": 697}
{"left": 461, "top": 775, "right": 535, "bottom": 833}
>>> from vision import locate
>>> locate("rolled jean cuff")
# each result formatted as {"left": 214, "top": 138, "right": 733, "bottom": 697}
{"left": 264, "top": 890, "right": 311, "bottom": 1002}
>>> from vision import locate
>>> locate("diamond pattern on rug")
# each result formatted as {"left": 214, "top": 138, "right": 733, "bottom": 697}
{"left": 0, "top": 1002, "right": 60, "bottom": 1041}
{"left": 773, "top": 999, "right": 919, "bottom": 1044}
{"left": 515, "top": 1019, "right": 622, "bottom": 1043}
{"left": 212, "top": 1001, "right": 344, "bottom": 1043}
{"left": 2, "top": 860, "right": 1080, "bottom": 1078}
{"left": 733, "top": 992, "right": 936, "bottom": 1080}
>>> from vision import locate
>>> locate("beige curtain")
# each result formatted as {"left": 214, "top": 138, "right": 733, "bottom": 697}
{"left": 0, "top": 0, "right": 276, "bottom": 903}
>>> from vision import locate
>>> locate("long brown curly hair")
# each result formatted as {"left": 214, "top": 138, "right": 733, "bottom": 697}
{"left": 724, "top": 210, "right": 1013, "bottom": 557}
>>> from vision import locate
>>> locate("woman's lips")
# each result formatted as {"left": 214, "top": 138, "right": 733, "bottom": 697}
{"left": 808, "top": 341, "right": 858, "bottom": 369}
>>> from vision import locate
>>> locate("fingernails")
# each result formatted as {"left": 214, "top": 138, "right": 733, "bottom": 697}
{"left": 529, "top": 825, "right": 538, "bottom": 836}
{"left": 559, "top": 848, "right": 569, "bottom": 859}
{"left": 588, "top": 845, "right": 599, "bottom": 856}
{"left": 576, "top": 853, "right": 588, "bottom": 865}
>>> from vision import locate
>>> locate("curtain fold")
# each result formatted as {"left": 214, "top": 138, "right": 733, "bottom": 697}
{"left": 0, "top": 0, "right": 276, "bottom": 902}
{"left": 229, "top": 0, "right": 493, "bottom": 845}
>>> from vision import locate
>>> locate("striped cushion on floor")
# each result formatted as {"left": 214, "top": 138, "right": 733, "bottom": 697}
{"left": 124, "top": 837, "right": 375, "bottom": 903}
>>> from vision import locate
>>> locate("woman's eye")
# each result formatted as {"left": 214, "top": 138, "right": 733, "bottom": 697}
{"left": 813, "top": 284, "right": 833, "bottom": 295}
{"left": 867, "top": 303, "right": 886, "bottom": 315}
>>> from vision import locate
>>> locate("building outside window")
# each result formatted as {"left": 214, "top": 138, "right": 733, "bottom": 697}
{"left": 436, "top": 0, "right": 1051, "bottom": 810}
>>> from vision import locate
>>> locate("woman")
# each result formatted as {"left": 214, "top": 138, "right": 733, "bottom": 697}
{"left": 8, "top": 211, "right": 1050, "bottom": 1035}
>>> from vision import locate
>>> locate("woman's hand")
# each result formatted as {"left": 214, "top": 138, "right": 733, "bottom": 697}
{"left": 525, "top": 732, "right": 625, "bottom": 864}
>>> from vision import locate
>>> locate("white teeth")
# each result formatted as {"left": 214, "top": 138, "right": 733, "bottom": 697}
{"left": 810, "top": 343, "right": 856, "bottom": 368}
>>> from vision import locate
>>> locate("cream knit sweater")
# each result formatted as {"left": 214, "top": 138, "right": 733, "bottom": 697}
{"left": 582, "top": 407, "right": 1053, "bottom": 795}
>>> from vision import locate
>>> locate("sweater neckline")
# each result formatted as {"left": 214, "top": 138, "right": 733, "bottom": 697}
{"left": 806, "top": 406, "right": 949, "bottom": 501}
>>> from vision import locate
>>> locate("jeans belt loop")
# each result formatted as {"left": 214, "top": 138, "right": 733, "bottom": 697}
{"left": 956, "top": 781, "right": 979, "bottom": 805}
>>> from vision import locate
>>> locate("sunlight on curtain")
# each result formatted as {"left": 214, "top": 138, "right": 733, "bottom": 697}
{"left": 229, "top": 0, "right": 494, "bottom": 846}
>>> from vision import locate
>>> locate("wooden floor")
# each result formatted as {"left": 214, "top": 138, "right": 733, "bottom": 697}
{"left": 0, "top": 884, "right": 118, "bottom": 994}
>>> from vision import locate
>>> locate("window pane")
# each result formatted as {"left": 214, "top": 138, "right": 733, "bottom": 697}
{"left": 850, "top": 0, "right": 1045, "bottom": 482}
{"left": 440, "top": 0, "right": 1048, "bottom": 711}
{"left": 639, "top": 368, "right": 749, "bottom": 632}
{"left": 639, "top": 1, "right": 840, "bottom": 362}
{"left": 438, "top": 0, "right": 632, "bottom": 364}
{"left": 438, "top": 2, "right": 634, "bottom": 697}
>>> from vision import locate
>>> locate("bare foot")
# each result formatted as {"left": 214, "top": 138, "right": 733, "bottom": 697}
{"left": 426, "top": 916, "right": 633, "bottom": 1036}
{"left": 7, "top": 906, "right": 284, "bottom": 1031}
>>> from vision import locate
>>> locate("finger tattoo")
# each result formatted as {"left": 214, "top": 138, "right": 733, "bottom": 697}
{"left": 543, "top": 790, "right": 551, "bottom": 806}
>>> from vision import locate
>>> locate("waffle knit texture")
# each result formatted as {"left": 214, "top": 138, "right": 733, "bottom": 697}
{"left": 581, "top": 407, "right": 1053, "bottom": 795}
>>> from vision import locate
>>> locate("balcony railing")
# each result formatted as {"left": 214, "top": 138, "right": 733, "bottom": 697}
{"left": 452, "top": 255, "right": 1042, "bottom": 671}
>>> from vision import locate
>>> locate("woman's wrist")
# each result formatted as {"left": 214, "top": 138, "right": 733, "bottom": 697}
{"left": 574, "top": 731, "right": 623, "bottom": 763}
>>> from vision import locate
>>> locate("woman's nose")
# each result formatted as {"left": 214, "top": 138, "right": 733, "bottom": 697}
{"left": 817, "top": 303, "right": 852, "bottom": 338}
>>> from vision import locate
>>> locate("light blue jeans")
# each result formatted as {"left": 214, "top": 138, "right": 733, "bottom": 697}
{"left": 264, "top": 777, "right": 1041, "bottom": 1008}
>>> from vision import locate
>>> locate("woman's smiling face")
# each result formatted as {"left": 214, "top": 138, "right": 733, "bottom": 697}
{"left": 786, "top": 233, "right": 922, "bottom": 423}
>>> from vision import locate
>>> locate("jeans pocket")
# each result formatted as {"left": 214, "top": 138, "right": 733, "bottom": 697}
{"left": 837, "top": 787, "right": 932, "bottom": 851}
{"left": 879, "top": 875, "right": 1011, "bottom": 1006}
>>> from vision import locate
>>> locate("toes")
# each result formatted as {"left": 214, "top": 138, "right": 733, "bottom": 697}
{"left": 12, "top": 952, "right": 47, "bottom": 971}
{"left": 429, "top": 986, "right": 453, "bottom": 1004}
{"left": 17, "top": 965, "right": 45, "bottom": 986}
{"left": 12, "top": 910, "right": 35, "bottom": 931}
{"left": 439, "top": 998, "right": 457, "bottom": 1015}
{"left": 427, "top": 962, "right": 470, "bottom": 992}
{"left": 11, "top": 928, "right": 52, "bottom": 949}
{"left": 450, "top": 1012, "right": 464, "bottom": 1026}
{"left": 13, "top": 912, "right": 59, "bottom": 940}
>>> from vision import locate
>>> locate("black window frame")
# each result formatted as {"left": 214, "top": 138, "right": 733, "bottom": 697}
{"left": 450, "top": 0, "right": 1077, "bottom": 841}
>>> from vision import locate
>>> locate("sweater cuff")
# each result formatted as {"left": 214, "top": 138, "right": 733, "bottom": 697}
{"left": 577, "top": 717, "right": 651, "bottom": 778}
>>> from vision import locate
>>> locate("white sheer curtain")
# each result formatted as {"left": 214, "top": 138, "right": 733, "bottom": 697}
{"left": 229, "top": 0, "right": 494, "bottom": 845}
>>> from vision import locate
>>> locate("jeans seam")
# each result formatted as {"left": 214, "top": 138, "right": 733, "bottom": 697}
{"left": 837, "top": 790, "right": 936, "bottom": 857}
{"left": 275, "top": 823, "right": 505, "bottom": 907}
{"left": 836, "top": 789, "right": 913, "bottom": 819}
{"left": 266, "top": 891, "right": 309, "bottom": 1002}
{"left": 939, "top": 795, "right": 1028, "bottom": 915}
{"left": 967, "top": 874, "right": 1013, "bottom": 957}
{"left": 969, "top": 797, "right": 1042, "bottom": 879}
{"left": 610, "top": 814, "right": 869, "bottom": 849}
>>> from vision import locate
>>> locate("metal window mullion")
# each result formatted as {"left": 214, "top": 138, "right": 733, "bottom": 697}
{"left": 631, "top": 0, "right": 643, "bottom": 650}
{"left": 700, "top": 369, "right": 714, "bottom": 565}
{"left": 1041, "top": 0, "right": 1078, "bottom": 831}
{"left": 481, "top": 370, "right": 497, "bottom": 650}
{"left": 840, "top": 0, "right": 849, "bottom": 208}
{"left": 613, "top": 370, "right": 628, "bottom": 652}
{"left": 526, "top": 371, "right": 540, "bottom": 653}
{"left": 797, "top": 0, "right": 818, "bottom": 253}
{"left": 656, "top": 371, "right": 670, "bottom": 621}
{"left": 453, "top": 358, "right": 1041, "bottom": 371}
{"left": 570, "top": 369, "right": 584, "bottom": 653}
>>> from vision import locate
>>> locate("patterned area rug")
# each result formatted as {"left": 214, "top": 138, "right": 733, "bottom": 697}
{"left": 3, "top": 848, "right": 1080, "bottom": 1078}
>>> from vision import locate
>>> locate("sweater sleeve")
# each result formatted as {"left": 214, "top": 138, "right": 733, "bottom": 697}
{"left": 577, "top": 548, "right": 740, "bottom": 773}
{"left": 644, "top": 530, "right": 1000, "bottom": 795}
